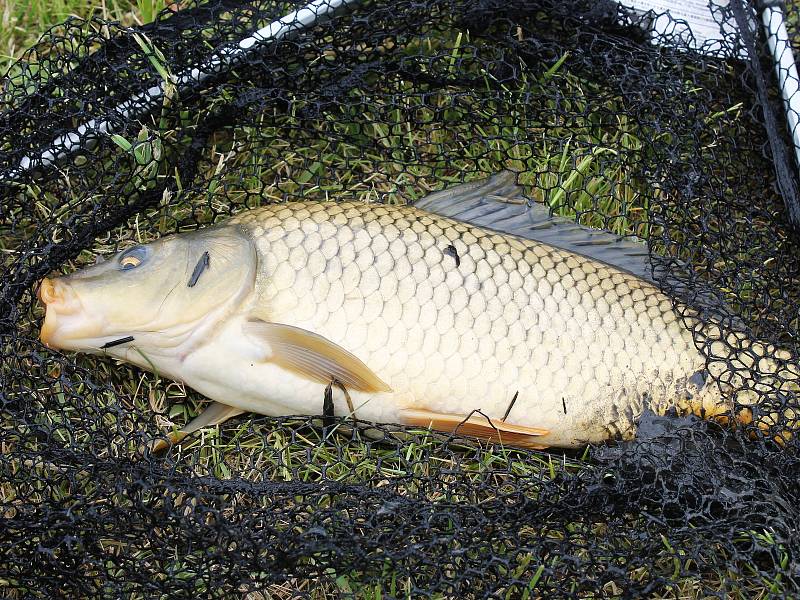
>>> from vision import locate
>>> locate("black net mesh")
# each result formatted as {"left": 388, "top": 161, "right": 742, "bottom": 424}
{"left": 2, "top": 0, "right": 800, "bottom": 596}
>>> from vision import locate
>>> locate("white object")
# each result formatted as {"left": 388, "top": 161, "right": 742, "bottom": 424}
{"left": 762, "top": 4, "right": 800, "bottom": 177}
{"left": 621, "top": 0, "right": 740, "bottom": 55}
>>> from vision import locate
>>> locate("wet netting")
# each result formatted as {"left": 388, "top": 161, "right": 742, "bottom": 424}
{"left": 2, "top": 0, "right": 800, "bottom": 597}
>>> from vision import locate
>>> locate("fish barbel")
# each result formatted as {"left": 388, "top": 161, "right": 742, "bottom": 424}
{"left": 38, "top": 173, "right": 798, "bottom": 448}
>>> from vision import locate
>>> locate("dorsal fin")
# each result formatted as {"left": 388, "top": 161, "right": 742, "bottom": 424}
{"left": 413, "top": 171, "right": 655, "bottom": 283}
{"left": 414, "top": 172, "right": 745, "bottom": 328}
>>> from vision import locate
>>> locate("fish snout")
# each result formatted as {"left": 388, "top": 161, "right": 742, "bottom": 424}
{"left": 39, "top": 277, "right": 94, "bottom": 349}
{"left": 39, "top": 277, "right": 80, "bottom": 315}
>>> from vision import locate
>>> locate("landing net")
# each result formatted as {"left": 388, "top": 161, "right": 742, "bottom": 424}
{"left": 1, "top": 0, "right": 799, "bottom": 596}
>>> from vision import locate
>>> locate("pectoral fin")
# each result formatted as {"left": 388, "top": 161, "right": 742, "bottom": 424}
{"left": 399, "top": 408, "right": 550, "bottom": 449}
{"left": 244, "top": 319, "right": 392, "bottom": 393}
{"left": 150, "top": 402, "right": 245, "bottom": 453}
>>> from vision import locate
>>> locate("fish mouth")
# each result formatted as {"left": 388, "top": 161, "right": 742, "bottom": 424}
{"left": 39, "top": 277, "right": 106, "bottom": 350}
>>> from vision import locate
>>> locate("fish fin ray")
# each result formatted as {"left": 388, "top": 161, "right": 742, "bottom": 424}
{"left": 244, "top": 319, "right": 392, "bottom": 393}
{"left": 412, "top": 171, "right": 656, "bottom": 283}
{"left": 150, "top": 402, "right": 245, "bottom": 453}
{"left": 399, "top": 408, "right": 550, "bottom": 449}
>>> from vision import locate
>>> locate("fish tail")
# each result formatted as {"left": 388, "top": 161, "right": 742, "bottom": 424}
{"left": 719, "top": 342, "right": 800, "bottom": 444}
{"left": 682, "top": 327, "right": 800, "bottom": 444}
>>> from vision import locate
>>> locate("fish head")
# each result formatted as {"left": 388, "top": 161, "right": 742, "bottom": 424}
{"left": 39, "top": 225, "right": 256, "bottom": 354}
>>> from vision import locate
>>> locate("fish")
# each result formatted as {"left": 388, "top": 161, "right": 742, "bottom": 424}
{"left": 38, "top": 172, "right": 798, "bottom": 449}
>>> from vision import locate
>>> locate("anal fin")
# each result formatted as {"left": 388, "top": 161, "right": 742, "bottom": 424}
{"left": 399, "top": 408, "right": 550, "bottom": 449}
{"left": 150, "top": 401, "right": 245, "bottom": 453}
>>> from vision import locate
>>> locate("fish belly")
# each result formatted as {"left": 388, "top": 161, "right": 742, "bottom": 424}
{"left": 181, "top": 314, "right": 400, "bottom": 423}
{"left": 230, "top": 202, "right": 715, "bottom": 447}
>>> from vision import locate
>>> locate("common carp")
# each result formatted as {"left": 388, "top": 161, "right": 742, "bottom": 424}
{"left": 38, "top": 172, "right": 797, "bottom": 449}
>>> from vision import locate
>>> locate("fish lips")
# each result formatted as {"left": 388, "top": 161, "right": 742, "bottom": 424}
{"left": 39, "top": 277, "right": 107, "bottom": 351}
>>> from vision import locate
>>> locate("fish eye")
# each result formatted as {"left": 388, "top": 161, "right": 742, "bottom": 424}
{"left": 119, "top": 246, "right": 148, "bottom": 271}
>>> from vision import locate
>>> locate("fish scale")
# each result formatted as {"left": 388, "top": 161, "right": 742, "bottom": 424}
{"left": 230, "top": 200, "right": 715, "bottom": 447}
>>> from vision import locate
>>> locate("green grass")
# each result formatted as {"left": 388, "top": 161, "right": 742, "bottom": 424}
{"left": 0, "top": 2, "right": 791, "bottom": 598}
{"left": 0, "top": 0, "right": 155, "bottom": 74}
